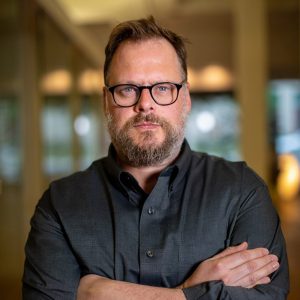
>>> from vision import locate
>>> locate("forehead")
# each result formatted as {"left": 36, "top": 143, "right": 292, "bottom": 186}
{"left": 107, "top": 38, "right": 183, "bottom": 84}
{"left": 115, "top": 38, "right": 176, "bottom": 56}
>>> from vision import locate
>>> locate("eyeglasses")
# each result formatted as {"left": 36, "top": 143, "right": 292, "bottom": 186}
{"left": 106, "top": 81, "right": 185, "bottom": 107}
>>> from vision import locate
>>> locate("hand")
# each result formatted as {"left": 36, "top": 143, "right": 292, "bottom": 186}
{"left": 180, "top": 242, "right": 279, "bottom": 289}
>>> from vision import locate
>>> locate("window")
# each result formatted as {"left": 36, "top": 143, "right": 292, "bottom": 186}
{"left": 0, "top": 97, "right": 21, "bottom": 183}
{"left": 186, "top": 93, "right": 241, "bottom": 161}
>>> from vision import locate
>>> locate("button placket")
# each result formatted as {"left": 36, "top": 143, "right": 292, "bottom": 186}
{"left": 139, "top": 175, "right": 171, "bottom": 285}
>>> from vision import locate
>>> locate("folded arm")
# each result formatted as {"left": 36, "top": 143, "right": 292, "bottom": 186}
{"left": 77, "top": 275, "right": 185, "bottom": 300}
{"left": 182, "top": 178, "right": 289, "bottom": 299}
{"left": 77, "top": 242, "right": 279, "bottom": 300}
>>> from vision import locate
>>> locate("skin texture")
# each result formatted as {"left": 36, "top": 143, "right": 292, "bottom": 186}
{"left": 76, "top": 38, "right": 280, "bottom": 299}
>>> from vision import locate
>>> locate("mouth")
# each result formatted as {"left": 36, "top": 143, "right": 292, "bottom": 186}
{"left": 133, "top": 121, "right": 160, "bottom": 130}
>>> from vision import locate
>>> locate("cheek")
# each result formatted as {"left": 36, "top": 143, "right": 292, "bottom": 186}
{"left": 109, "top": 108, "right": 133, "bottom": 129}
{"left": 164, "top": 105, "right": 184, "bottom": 125}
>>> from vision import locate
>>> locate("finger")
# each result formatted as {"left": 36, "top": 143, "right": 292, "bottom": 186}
{"left": 212, "top": 242, "right": 248, "bottom": 260}
{"left": 246, "top": 276, "right": 271, "bottom": 288}
{"left": 219, "top": 247, "right": 270, "bottom": 269}
{"left": 229, "top": 257, "right": 279, "bottom": 287}
{"left": 228, "top": 254, "right": 277, "bottom": 284}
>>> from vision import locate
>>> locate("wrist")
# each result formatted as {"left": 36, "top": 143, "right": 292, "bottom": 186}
{"left": 177, "top": 279, "right": 189, "bottom": 290}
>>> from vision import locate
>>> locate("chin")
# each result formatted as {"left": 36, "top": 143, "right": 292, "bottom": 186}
{"left": 134, "top": 132, "right": 164, "bottom": 148}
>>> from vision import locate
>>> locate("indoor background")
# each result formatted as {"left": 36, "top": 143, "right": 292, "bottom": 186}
{"left": 0, "top": 0, "right": 299, "bottom": 299}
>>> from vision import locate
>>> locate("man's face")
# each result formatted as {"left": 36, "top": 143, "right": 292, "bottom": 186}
{"left": 104, "top": 38, "right": 191, "bottom": 167}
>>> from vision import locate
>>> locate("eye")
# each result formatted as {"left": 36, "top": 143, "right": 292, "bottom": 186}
{"left": 155, "top": 83, "right": 171, "bottom": 93}
{"left": 116, "top": 85, "right": 136, "bottom": 96}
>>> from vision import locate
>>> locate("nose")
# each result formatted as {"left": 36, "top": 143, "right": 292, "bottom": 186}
{"left": 134, "top": 88, "right": 154, "bottom": 113}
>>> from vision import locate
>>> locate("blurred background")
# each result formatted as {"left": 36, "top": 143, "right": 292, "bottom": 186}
{"left": 0, "top": 0, "right": 299, "bottom": 298}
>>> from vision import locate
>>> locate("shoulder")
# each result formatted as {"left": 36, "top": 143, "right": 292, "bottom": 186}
{"left": 186, "top": 152, "right": 274, "bottom": 222}
{"left": 190, "top": 150, "right": 244, "bottom": 175}
{"left": 189, "top": 151, "right": 266, "bottom": 190}
{"left": 52, "top": 158, "right": 105, "bottom": 191}
{"left": 39, "top": 158, "right": 108, "bottom": 212}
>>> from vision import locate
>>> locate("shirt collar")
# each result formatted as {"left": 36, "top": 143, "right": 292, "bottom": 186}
{"left": 164, "top": 139, "right": 193, "bottom": 188}
{"left": 102, "top": 139, "right": 193, "bottom": 194}
{"left": 102, "top": 144, "right": 125, "bottom": 193}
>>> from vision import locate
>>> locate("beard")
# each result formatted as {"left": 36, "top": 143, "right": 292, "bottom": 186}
{"left": 106, "top": 111, "right": 187, "bottom": 167}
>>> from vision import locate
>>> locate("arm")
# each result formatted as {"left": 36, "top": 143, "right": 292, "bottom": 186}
{"left": 22, "top": 190, "right": 81, "bottom": 299}
{"left": 77, "top": 275, "right": 185, "bottom": 300}
{"left": 182, "top": 169, "right": 289, "bottom": 299}
{"left": 180, "top": 242, "right": 278, "bottom": 289}
{"left": 77, "top": 242, "right": 278, "bottom": 300}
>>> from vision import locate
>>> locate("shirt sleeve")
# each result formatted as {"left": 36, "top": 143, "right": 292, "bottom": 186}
{"left": 22, "top": 189, "right": 81, "bottom": 300}
{"left": 182, "top": 165, "right": 289, "bottom": 300}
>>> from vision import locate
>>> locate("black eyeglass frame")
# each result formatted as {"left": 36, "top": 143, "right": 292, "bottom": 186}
{"left": 106, "top": 81, "right": 185, "bottom": 107}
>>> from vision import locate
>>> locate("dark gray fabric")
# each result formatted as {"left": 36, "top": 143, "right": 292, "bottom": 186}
{"left": 22, "top": 141, "right": 289, "bottom": 299}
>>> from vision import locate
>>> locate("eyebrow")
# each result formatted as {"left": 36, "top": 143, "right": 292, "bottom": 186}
{"left": 108, "top": 80, "right": 182, "bottom": 87}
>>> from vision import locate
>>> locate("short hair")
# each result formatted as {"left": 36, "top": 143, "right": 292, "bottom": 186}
{"left": 104, "top": 16, "right": 188, "bottom": 85}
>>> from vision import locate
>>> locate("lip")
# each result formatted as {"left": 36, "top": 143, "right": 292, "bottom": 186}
{"left": 133, "top": 122, "right": 160, "bottom": 129}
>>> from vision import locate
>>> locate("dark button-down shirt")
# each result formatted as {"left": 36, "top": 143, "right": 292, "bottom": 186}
{"left": 23, "top": 141, "right": 289, "bottom": 299}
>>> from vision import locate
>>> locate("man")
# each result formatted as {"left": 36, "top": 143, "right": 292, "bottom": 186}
{"left": 23, "top": 17, "right": 289, "bottom": 299}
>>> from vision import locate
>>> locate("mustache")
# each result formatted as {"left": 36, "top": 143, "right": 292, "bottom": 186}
{"left": 129, "top": 114, "right": 165, "bottom": 126}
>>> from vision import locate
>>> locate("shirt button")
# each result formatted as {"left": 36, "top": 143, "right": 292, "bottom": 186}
{"left": 147, "top": 207, "right": 155, "bottom": 215}
{"left": 146, "top": 250, "right": 154, "bottom": 258}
